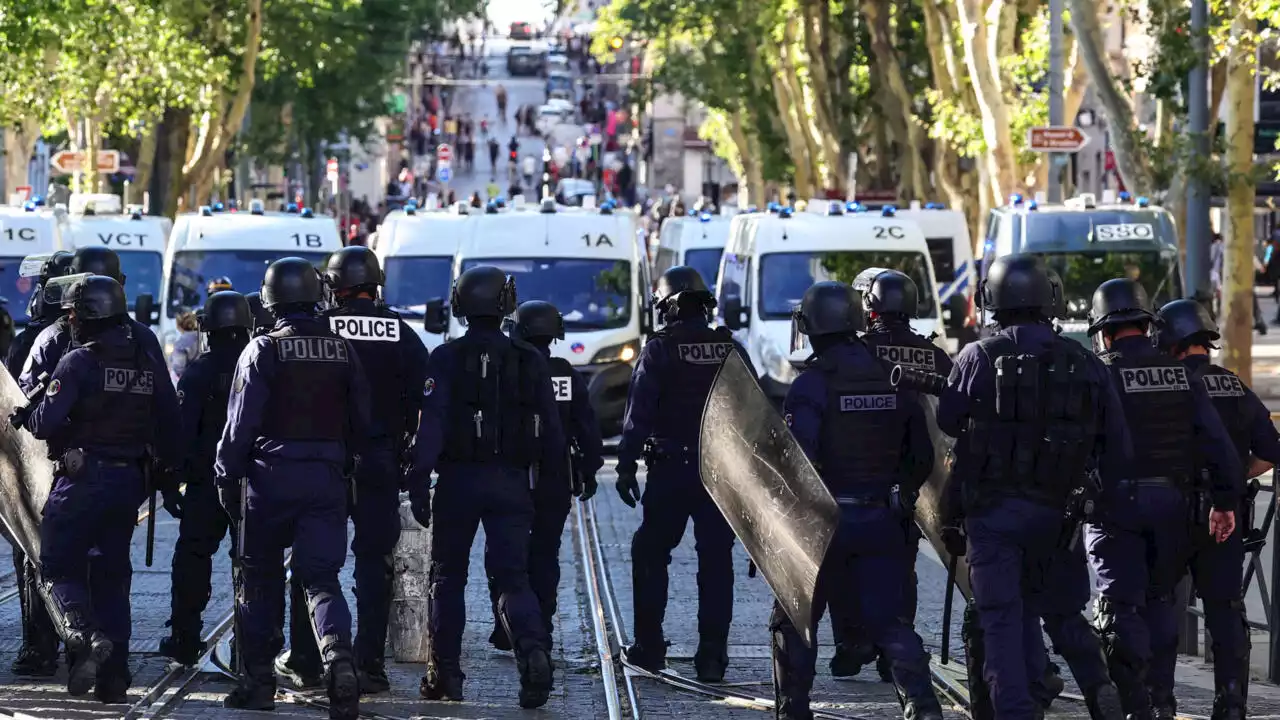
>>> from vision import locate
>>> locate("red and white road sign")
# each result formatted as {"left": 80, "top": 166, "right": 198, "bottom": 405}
{"left": 1026, "top": 126, "right": 1087, "bottom": 153}
{"left": 436, "top": 143, "right": 454, "bottom": 164}
{"left": 50, "top": 150, "right": 121, "bottom": 174}
{"left": 326, "top": 157, "right": 339, "bottom": 180}
{"left": 13, "top": 186, "right": 31, "bottom": 201}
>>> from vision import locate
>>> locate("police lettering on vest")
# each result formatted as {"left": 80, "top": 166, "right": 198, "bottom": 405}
{"left": 277, "top": 337, "right": 349, "bottom": 363}
{"left": 1203, "top": 373, "right": 1245, "bottom": 398}
{"left": 677, "top": 342, "right": 734, "bottom": 365}
{"left": 552, "top": 376, "right": 572, "bottom": 402}
{"left": 104, "top": 368, "right": 154, "bottom": 395}
{"left": 840, "top": 394, "right": 898, "bottom": 412}
{"left": 1119, "top": 366, "right": 1189, "bottom": 393}
{"left": 875, "top": 344, "right": 936, "bottom": 371}
{"left": 329, "top": 316, "right": 400, "bottom": 342}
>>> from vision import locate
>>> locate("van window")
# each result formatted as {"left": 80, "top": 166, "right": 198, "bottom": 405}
{"left": 684, "top": 248, "right": 724, "bottom": 293}
{"left": 717, "top": 252, "right": 750, "bottom": 321}
{"left": 1036, "top": 250, "right": 1181, "bottom": 320}
{"left": 759, "top": 250, "right": 938, "bottom": 320}
{"left": 167, "top": 249, "right": 329, "bottom": 316}
{"left": 461, "top": 257, "right": 631, "bottom": 330}
{"left": 384, "top": 255, "right": 453, "bottom": 317}
{"left": 654, "top": 247, "right": 678, "bottom": 278}
{"left": 925, "top": 238, "right": 956, "bottom": 281}
{"left": 117, "top": 253, "right": 165, "bottom": 311}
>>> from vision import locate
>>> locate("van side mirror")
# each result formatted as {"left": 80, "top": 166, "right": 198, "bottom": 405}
{"left": 423, "top": 297, "right": 449, "bottom": 335}
{"left": 134, "top": 293, "right": 158, "bottom": 326}
{"left": 722, "top": 296, "right": 748, "bottom": 331}
{"left": 640, "top": 302, "right": 654, "bottom": 336}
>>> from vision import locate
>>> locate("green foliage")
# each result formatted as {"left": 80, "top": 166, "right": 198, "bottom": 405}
{"left": 1003, "top": 10, "right": 1050, "bottom": 165}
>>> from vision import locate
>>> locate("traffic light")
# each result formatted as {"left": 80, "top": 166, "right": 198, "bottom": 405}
{"left": 609, "top": 36, "right": 624, "bottom": 51}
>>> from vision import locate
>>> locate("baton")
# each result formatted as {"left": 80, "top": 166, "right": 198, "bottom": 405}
{"left": 234, "top": 476, "right": 248, "bottom": 676}
{"left": 144, "top": 461, "right": 156, "bottom": 567}
{"left": 941, "top": 554, "right": 958, "bottom": 665}
{"left": 9, "top": 372, "right": 51, "bottom": 430}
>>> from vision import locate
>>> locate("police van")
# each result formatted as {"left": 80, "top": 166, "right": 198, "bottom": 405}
{"left": 0, "top": 202, "right": 69, "bottom": 329}
{"left": 653, "top": 213, "right": 731, "bottom": 293}
{"left": 65, "top": 194, "right": 170, "bottom": 331}
{"left": 893, "top": 202, "right": 976, "bottom": 352}
{"left": 448, "top": 198, "right": 651, "bottom": 436}
{"left": 979, "top": 193, "right": 1183, "bottom": 345}
{"left": 715, "top": 202, "right": 945, "bottom": 402}
{"left": 160, "top": 201, "right": 342, "bottom": 358}
{"left": 371, "top": 201, "right": 471, "bottom": 351}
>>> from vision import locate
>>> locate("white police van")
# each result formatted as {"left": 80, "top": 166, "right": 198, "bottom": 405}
{"left": 371, "top": 200, "right": 472, "bottom": 351}
{"left": 653, "top": 212, "right": 731, "bottom": 293}
{"left": 160, "top": 201, "right": 342, "bottom": 358}
{"left": 892, "top": 201, "right": 976, "bottom": 352}
{"left": 0, "top": 201, "right": 69, "bottom": 329}
{"left": 448, "top": 198, "right": 651, "bottom": 435}
{"left": 716, "top": 201, "right": 945, "bottom": 402}
{"left": 65, "top": 194, "right": 171, "bottom": 331}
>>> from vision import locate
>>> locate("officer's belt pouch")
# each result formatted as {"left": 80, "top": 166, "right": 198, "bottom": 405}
{"left": 55, "top": 449, "right": 88, "bottom": 479}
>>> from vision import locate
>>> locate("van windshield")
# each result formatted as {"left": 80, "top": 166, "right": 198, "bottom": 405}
{"left": 461, "top": 257, "right": 632, "bottom": 330}
{"left": 167, "top": 250, "right": 329, "bottom": 317}
{"left": 0, "top": 258, "right": 40, "bottom": 324}
{"left": 684, "top": 248, "right": 724, "bottom": 293}
{"left": 384, "top": 256, "right": 453, "bottom": 318}
{"left": 759, "top": 251, "right": 938, "bottom": 319}
{"left": 118, "top": 252, "right": 164, "bottom": 312}
{"left": 1035, "top": 250, "right": 1181, "bottom": 320}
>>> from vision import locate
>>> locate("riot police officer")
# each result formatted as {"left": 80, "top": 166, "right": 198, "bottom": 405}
{"left": 1151, "top": 299, "right": 1277, "bottom": 720}
{"left": 775, "top": 280, "right": 941, "bottom": 720}
{"left": 488, "top": 300, "right": 604, "bottom": 651}
{"left": 4, "top": 250, "right": 73, "bottom": 677}
{"left": 938, "top": 255, "right": 1130, "bottom": 719}
{"left": 24, "top": 275, "right": 181, "bottom": 702}
{"left": 274, "top": 246, "right": 427, "bottom": 693}
{"left": 405, "top": 265, "right": 564, "bottom": 708}
{"left": 244, "top": 291, "right": 273, "bottom": 334}
{"left": 616, "top": 265, "right": 745, "bottom": 682}
{"left": 1084, "top": 278, "right": 1241, "bottom": 720}
{"left": 215, "top": 258, "right": 370, "bottom": 719}
{"left": 829, "top": 268, "right": 953, "bottom": 681}
{"left": 20, "top": 246, "right": 164, "bottom": 394}
{"left": 158, "top": 291, "right": 253, "bottom": 665}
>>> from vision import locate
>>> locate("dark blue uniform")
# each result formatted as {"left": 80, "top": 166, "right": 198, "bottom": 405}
{"left": 215, "top": 314, "right": 370, "bottom": 675}
{"left": 1085, "top": 336, "right": 1242, "bottom": 716}
{"left": 27, "top": 323, "right": 181, "bottom": 681}
{"left": 408, "top": 326, "right": 564, "bottom": 683}
{"left": 775, "top": 338, "right": 937, "bottom": 715}
{"left": 20, "top": 316, "right": 165, "bottom": 394}
{"left": 490, "top": 350, "right": 603, "bottom": 640}
{"left": 166, "top": 338, "right": 245, "bottom": 647}
{"left": 939, "top": 323, "right": 1130, "bottom": 719}
{"left": 617, "top": 321, "right": 743, "bottom": 658}
{"left": 6, "top": 317, "right": 53, "bottom": 379}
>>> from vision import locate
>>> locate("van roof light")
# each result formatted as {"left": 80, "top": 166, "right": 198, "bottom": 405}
{"left": 1118, "top": 191, "right": 1132, "bottom": 203}
{"left": 699, "top": 210, "right": 713, "bottom": 222}
{"left": 881, "top": 205, "right": 897, "bottom": 217}
{"left": 300, "top": 207, "right": 314, "bottom": 218}
{"left": 22, "top": 201, "right": 37, "bottom": 212}
{"left": 249, "top": 199, "right": 265, "bottom": 215}
{"left": 777, "top": 206, "right": 794, "bottom": 219}
{"left": 212, "top": 201, "right": 225, "bottom": 212}
{"left": 1028, "top": 200, "right": 1039, "bottom": 211}
{"left": 405, "top": 199, "right": 418, "bottom": 216}
{"left": 1009, "top": 193, "right": 1024, "bottom": 207}
{"left": 200, "top": 205, "right": 213, "bottom": 216}
{"left": 540, "top": 198, "right": 557, "bottom": 214}
{"left": 1136, "top": 196, "right": 1151, "bottom": 208}
{"left": 130, "top": 210, "right": 143, "bottom": 220}
{"left": 454, "top": 202, "right": 469, "bottom": 215}
{"left": 747, "top": 205, "right": 759, "bottom": 213}
{"left": 924, "top": 202, "right": 945, "bottom": 210}
{"left": 826, "top": 201, "right": 843, "bottom": 216}
{"left": 285, "top": 202, "right": 299, "bottom": 214}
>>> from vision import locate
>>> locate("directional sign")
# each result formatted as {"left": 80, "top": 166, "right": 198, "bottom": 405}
{"left": 50, "top": 150, "right": 121, "bottom": 174}
{"left": 326, "top": 157, "right": 339, "bottom": 183}
{"left": 1026, "top": 126, "right": 1088, "bottom": 153}
{"left": 436, "top": 144, "right": 454, "bottom": 164}
{"left": 437, "top": 165, "right": 453, "bottom": 184}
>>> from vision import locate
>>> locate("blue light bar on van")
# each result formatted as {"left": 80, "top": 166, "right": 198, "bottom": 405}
{"left": 200, "top": 205, "right": 213, "bottom": 216}
{"left": 826, "top": 201, "right": 843, "bottom": 216}
{"left": 699, "top": 211, "right": 713, "bottom": 222}
{"left": 1009, "top": 193, "right": 1024, "bottom": 206}
{"left": 1118, "top": 191, "right": 1132, "bottom": 203}
{"left": 301, "top": 208, "right": 315, "bottom": 218}
{"left": 778, "top": 207, "right": 794, "bottom": 219}
{"left": 766, "top": 202, "right": 781, "bottom": 213}
{"left": 404, "top": 199, "right": 418, "bottom": 216}
{"left": 1136, "top": 196, "right": 1150, "bottom": 208}
{"left": 881, "top": 205, "right": 897, "bottom": 217}
{"left": 32, "top": 195, "right": 44, "bottom": 206}
{"left": 924, "top": 202, "right": 945, "bottom": 210}
{"left": 22, "top": 201, "right": 36, "bottom": 212}
{"left": 747, "top": 206, "right": 759, "bottom": 213}
{"left": 845, "top": 201, "right": 861, "bottom": 213}
{"left": 1028, "top": 200, "right": 1039, "bottom": 211}
{"left": 285, "top": 203, "right": 299, "bottom": 214}
{"left": 212, "top": 201, "right": 225, "bottom": 212}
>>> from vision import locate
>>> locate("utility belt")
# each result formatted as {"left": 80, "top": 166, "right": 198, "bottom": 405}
{"left": 641, "top": 438, "right": 693, "bottom": 468}
{"left": 835, "top": 484, "right": 916, "bottom": 517}
{"left": 53, "top": 448, "right": 139, "bottom": 478}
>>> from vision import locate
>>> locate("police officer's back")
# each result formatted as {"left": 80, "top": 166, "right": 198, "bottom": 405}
{"left": 25, "top": 275, "right": 181, "bottom": 702}
{"left": 406, "top": 265, "right": 563, "bottom": 709}
{"left": 855, "top": 268, "right": 952, "bottom": 377}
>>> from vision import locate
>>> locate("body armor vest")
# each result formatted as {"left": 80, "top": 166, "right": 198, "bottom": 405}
{"left": 812, "top": 351, "right": 905, "bottom": 495}
{"left": 1191, "top": 363, "right": 1253, "bottom": 474}
{"left": 1102, "top": 349, "right": 1195, "bottom": 482}
{"left": 653, "top": 323, "right": 736, "bottom": 446}
{"left": 65, "top": 337, "right": 153, "bottom": 451}
{"left": 863, "top": 327, "right": 944, "bottom": 373}
{"left": 327, "top": 304, "right": 408, "bottom": 439}
{"left": 967, "top": 334, "right": 1098, "bottom": 501}
{"left": 547, "top": 355, "right": 577, "bottom": 445}
{"left": 441, "top": 333, "right": 542, "bottom": 466}
{"left": 194, "top": 349, "right": 240, "bottom": 471}
{"left": 260, "top": 322, "right": 351, "bottom": 442}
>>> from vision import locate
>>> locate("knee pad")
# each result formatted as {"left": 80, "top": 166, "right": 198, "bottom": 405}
{"left": 1095, "top": 599, "right": 1144, "bottom": 677}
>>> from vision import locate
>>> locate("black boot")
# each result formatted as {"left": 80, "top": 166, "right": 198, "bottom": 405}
{"left": 1150, "top": 690, "right": 1176, "bottom": 720}
{"left": 1032, "top": 661, "right": 1065, "bottom": 708}
{"left": 829, "top": 641, "right": 874, "bottom": 678}
{"left": 11, "top": 644, "right": 58, "bottom": 677}
{"left": 903, "top": 693, "right": 944, "bottom": 720}
{"left": 67, "top": 630, "right": 113, "bottom": 697}
{"left": 1084, "top": 683, "right": 1125, "bottom": 720}
{"left": 489, "top": 626, "right": 512, "bottom": 651}
{"left": 1211, "top": 681, "right": 1245, "bottom": 720}
{"left": 875, "top": 652, "right": 893, "bottom": 683}
{"left": 275, "top": 648, "right": 324, "bottom": 688}
{"left": 224, "top": 664, "right": 277, "bottom": 711}
{"left": 693, "top": 639, "right": 728, "bottom": 683}
{"left": 358, "top": 659, "right": 391, "bottom": 694}
{"left": 158, "top": 634, "right": 207, "bottom": 666}
{"left": 622, "top": 640, "right": 666, "bottom": 673}
{"left": 517, "top": 645, "right": 553, "bottom": 709}
{"left": 419, "top": 663, "right": 465, "bottom": 701}
{"left": 93, "top": 652, "right": 132, "bottom": 705}
{"left": 325, "top": 655, "right": 359, "bottom": 720}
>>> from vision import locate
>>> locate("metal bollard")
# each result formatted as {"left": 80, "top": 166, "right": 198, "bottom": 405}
{"left": 389, "top": 494, "right": 432, "bottom": 663}
{"left": 1269, "top": 468, "right": 1280, "bottom": 683}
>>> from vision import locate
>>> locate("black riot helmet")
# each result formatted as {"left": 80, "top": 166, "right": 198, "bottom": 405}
{"left": 324, "top": 246, "right": 384, "bottom": 294}
{"left": 25, "top": 251, "right": 74, "bottom": 320}
{"left": 41, "top": 251, "right": 75, "bottom": 284}
{"left": 1087, "top": 278, "right": 1154, "bottom": 337}
{"left": 512, "top": 300, "right": 565, "bottom": 342}
{"left": 206, "top": 276, "right": 233, "bottom": 295}
{"left": 451, "top": 265, "right": 517, "bottom": 320}
{"left": 244, "top": 291, "right": 273, "bottom": 331}
{"left": 979, "top": 254, "right": 1054, "bottom": 314}
{"left": 62, "top": 275, "right": 127, "bottom": 321}
{"left": 654, "top": 265, "right": 716, "bottom": 322}
{"left": 199, "top": 291, "right": 253, "bottom": 333}
{"left": 70, "top": 246, "right": 125, "bottom": 284}
{"left": 1155, "top": 298, "right": 1219, "bottom": 352}
{"left": 790, "top": 281, "right": 863, "bottom": 353}
{"left": 1044, "top": 267, "right": 1066, "bottom": 319}
{"left": 261, "top": 257, "right": 323, "bottom": 310}
{"left": 855, "top": 268, "right": 918, "bottom": 319}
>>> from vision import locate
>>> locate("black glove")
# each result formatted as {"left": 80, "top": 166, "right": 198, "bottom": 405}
{"left": 218, "top": 483, "right": 243, "bottom": 522}
{"left": 409, "top": 492, "right": 431, "bottom": 528}
{"left": 940, "top": 525, "right": 967, "bottom": 557}
{"left": 579, "top": 472, "right": 598, "bottom": 501}
{"left": 616, "top": 467, "right": 640, "bottom": 508}
{"left": 161, "top": 487, "right": 185, "bottom": 519}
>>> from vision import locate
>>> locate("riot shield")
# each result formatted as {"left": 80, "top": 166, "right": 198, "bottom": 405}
{"left": 0, "top": 368, "right": 55, "bottom": 563}
{"left": 912, "top": 393, "right": 971, "bottom": 599}
{"left": 698, "top": 351, "right": 839, "bottom": 646}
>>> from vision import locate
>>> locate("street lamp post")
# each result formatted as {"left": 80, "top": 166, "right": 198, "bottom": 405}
{"left": 1186, "top": 0, "right": 1212, "bottom": 303}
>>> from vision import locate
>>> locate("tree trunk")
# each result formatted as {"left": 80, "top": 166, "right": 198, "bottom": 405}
{"left": 1067, "top": 0, "right": 1154, "bottom": 195}
{"left": 132, "top": 122, "right": 159, "bottom": 202}
{"left": 728, "top": 112, "right": 766, "bottom": 206}
{"left": 1219, "top": 13, "right": 1257, "bottom": 383}
{"left": 161, "top": 108, "right": 193, "bottom": 217}
{"left": 955, "top": 0, "right": 1018, "bottom": 203}
{"left": 3, "top": 116, "right": 40, "bottom": 198}
{"left": 863, "top": 0, "right": 929, "bottom": 200}
{"left": 776, "top": 35, "right": 824, "bottom": 196}
{"left": 798, "top": 1, "right": 848, "bottom": 192}
{"left": 770, "top": 60, "right": 816, "bottom": 198}
{"left": 1209, "top": 60, "right": 1228, "bottom": 133}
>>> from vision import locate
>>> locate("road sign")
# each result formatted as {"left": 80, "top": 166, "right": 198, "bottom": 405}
{"left": 326, "top": 158, "right": 339, "bottom": 181}
{"left": 436, "top": 144, "right": 454, "bottom": 164}
{"left": 13, "top": 186, "right": 31, "bottom": 202}
{"left": 437, "top": 165, "right": 453, "bottom": 184}
{"left": 50, "top": 150, "right": 121, "bottom": 174}
{"left": 1026, "top": 126, "right": 1087, "bottom": 153}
